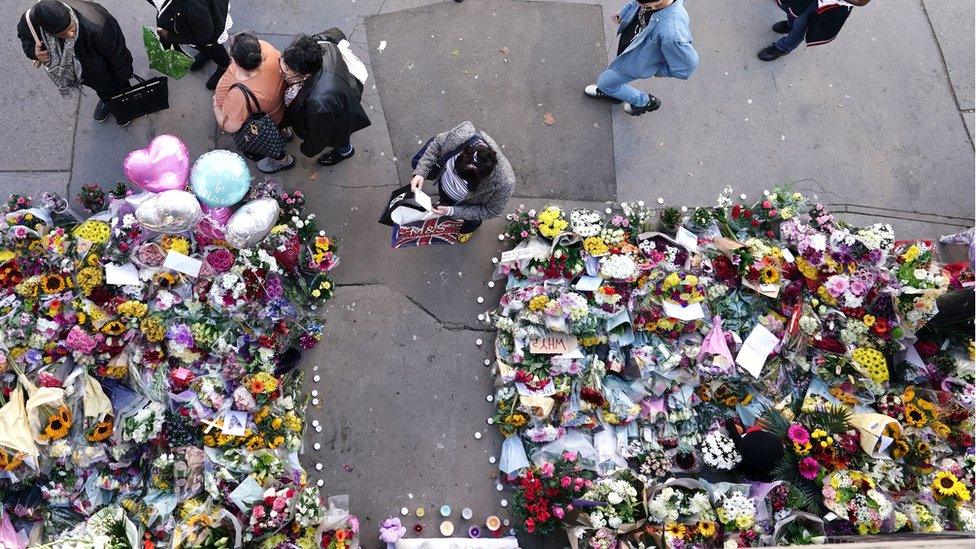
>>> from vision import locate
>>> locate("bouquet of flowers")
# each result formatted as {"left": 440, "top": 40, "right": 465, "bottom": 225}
{"left": 512, "top": 451, "right": 595, "bottom": 536}
{"left": 246, "top": 486, "right": 297, "bottom": 540}
{"left": 821, "top": 470, "right": 894, "bottom": 535}
{"left": 581, "top": 472, "right": 644, "bottom": 531}
{"left": 700, "top": 430, "right": 742, "bottom": 471}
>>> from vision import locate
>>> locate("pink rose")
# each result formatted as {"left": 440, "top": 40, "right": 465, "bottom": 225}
{"left": 252, "top": 506, "right": 266, "bottom": 519}
{"left": 552, "top": 506, "right": 565, "bottom": 519}
{"left": 540, "top": 462, "right": 555, "bottom": 478}
{"left": 272, "top": 498, "right": 286, "bottom": 512}
{"left": 562, "top": 451, "right": 577, "bottom": 461}
{"left": 560, "top": 476, "right": 572, "bottom": 488}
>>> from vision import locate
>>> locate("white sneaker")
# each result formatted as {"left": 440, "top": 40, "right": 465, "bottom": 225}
{"left": 583, "top": 84, "right": 622, "bottom": 104}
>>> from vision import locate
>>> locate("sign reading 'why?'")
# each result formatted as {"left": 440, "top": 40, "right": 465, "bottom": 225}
{"left": 529, "top": 334, "right": 579, "bottom": 355}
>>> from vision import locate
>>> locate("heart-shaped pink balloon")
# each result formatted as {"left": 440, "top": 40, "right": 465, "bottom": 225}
{"left": 123, "top": 135, "right": 190, "bottom": 193}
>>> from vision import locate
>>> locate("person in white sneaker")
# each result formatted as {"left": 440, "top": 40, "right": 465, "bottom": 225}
{"left": 583, "top": 0, "right": 698, "bottom": 117}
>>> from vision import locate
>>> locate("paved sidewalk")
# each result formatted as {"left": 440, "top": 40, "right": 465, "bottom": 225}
{"left": 0, "top": 0, "right": 972, "bottom": 546}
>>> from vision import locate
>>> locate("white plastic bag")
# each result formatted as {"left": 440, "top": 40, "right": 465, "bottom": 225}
{"left": 498, "top": 434, "right": 529, "bottom": 476}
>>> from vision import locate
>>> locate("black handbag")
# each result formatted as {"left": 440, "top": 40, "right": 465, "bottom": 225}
{"left": 107, "top": 74, "right": 170, "bottom": 123}
{"left": 231, "top": 83, "right": 285, "bottom": 160}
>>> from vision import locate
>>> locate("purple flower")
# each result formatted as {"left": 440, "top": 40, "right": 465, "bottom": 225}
{"left": 264, "top": 276, "right": 284, "bottom": 299}
{"left": 166, "top": 323, "right": 194, "bottom": 347}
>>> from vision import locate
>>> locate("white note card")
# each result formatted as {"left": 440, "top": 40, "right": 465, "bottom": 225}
{"left": 221, "top": 410, "right": 248, "bottom": 437}
{"left": 164, "top": 250, "right": 203, "bottom": 278}
{"left": 105, "top": 263, "right": 141, "bottom": 286}
{"left": 661, "top": 300, "right": 705, "bottom": 321}
{"left": 575, "top": 275, "right": 603, "bottom": 292}
{"left": 675, "top": 227, "right": 699, "bottom": 252}
{"left": 735, "top": 323, "right": 780, "bottom": 378}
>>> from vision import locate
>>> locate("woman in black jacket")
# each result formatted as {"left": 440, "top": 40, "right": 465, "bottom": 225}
{"left": 148, "top": 0, "right": 230, "bottom": 90}
{"left": 17, "top": 0, "right": 133, "bottom": 124}
{"left": 280, "top": 32, "right": 371, "bottom": 167}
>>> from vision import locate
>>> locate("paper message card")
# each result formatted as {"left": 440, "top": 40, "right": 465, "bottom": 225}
{"left": 662, "top": 300, "right": 705, "bottom": 321}
{"left": 500, "top": 239, "right": 550, "bottom": 264}
{"left": 529, "top": 334, "right": 579, "bottom": 355}
{"left": 413, "top": 189, "right": 433, "bottom": 211}
{"left": 575, "top": 275, "right": 603, "bottom": 292}
{"left": 164, "top": 250, "right": 203, "bottom": 278}
{"left": 735, "top": 323, "right": 779, "bottom": 378}
{"left": 105, "top": 263, "right": 141, "bottom": 286}
{"left": 221, "top": 410, "right": 248, "bottom": 437}
{"left": 675, "top": 227, "right": 699, "bottom": 252}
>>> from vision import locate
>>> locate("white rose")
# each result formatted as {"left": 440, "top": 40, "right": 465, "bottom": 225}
{"left": 607, "top": 492, "right": 623, "bottom": 505}
{"left": 608, "top": 516, "right": 623, "bottom": 529}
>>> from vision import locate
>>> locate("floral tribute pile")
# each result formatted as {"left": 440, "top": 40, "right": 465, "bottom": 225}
{"left": 0, "top": 185, "right": 358, "bottom": 548}
{"left": 488, "top": 187, "right": 975, "bottom": 548}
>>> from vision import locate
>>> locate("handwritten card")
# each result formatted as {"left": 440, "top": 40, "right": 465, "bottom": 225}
{"left": 221, "top": 410, "right": 248, "bottom": 437}
{"left": 164, "top": 250, "right": 203, "bottom": 278}
{"left": 662, "top": 301, "right": 705, "bottom": 321}
{"left": 529, "top": 334, "right": 579, "bottom": 355}
{"left": 105, "top": 262, "right": 141, "bottom": 286}
{"left": 735, "top": 323, "right": 780, "bottom": 378}
{"left": 500, "top": 239, "right": 550, "bottom": 264}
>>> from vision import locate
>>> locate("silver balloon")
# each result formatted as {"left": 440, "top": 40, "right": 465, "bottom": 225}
{"left": 135, "top": 190, "right": 203, "bottom": 234}
{"left": 224, "top": 198, "right": 280, "bottom": 248}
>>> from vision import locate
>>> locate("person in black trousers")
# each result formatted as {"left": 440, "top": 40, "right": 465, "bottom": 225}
{"left": 148, "top": 0, "right": 230, "bottom": 89}
{"left": 280, "top": 31, "right": 371, "bottom": 167}
{"left": 17, "top": 0, "right": 133, "bottom": 125}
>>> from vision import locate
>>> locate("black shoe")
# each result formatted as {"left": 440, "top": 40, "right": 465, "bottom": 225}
{"left": 623, "top": 95, "right": 662, "bottom": 116}
{"left": 205, "top": 66, "right": 226, "bottom": 90}
{"left": 115, "top": 117, "right": 131, "bottom": 127}
{"left": 583, "top": 84, "right": 622, "bottom": 104}
{"left": 93, "top": 100, "right": 110, "bottom": 122}
{"left": 771, "top": 21, "right": 791, "bottom": 34}
{"left": 757, "top": 44, "right": 789, "bottom": 61}
{"left": 317, "top": 147, "right": 354, "bottom": 166}
{"left": 189, "top": 52, "right": 210, "bottom": 72}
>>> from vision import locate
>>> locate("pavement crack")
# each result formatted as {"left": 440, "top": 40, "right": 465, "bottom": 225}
{"left": 402, "top": 293, "right": 492, "bottom": 333}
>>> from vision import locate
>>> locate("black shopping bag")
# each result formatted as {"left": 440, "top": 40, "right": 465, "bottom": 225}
{"left": 107, "top": 74, "right": 169, "bottom": 124}
{"left": 378, "top": 184, "right": 430, "bottom": 227}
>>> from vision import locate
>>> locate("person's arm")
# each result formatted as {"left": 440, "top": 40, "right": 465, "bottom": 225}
{"left": 450, "top": 178, "right": 515, "bottom": 221}
{"left": 655, "top": 25, "right": 698, "bottom": 79}
{"left": 17, "top": 18, "right": 37, "bottom": 59}
{"left": 298, "top": 110, "right": 335, "bottom": 157}
{"left": 213, "top": 87, "right": 246, "bottom": 133}
{"left": 93, "top": 14, "right": 134, "bottom": 82}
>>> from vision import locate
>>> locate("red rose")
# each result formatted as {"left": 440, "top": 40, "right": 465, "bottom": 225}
{"left": 751, "top": 219, "right": 761, "bottom": 227}
{"left": 525, "top": 518, "right": 536, "bottom": 533}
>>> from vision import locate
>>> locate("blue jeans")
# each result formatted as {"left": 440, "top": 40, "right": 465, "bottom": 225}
{"left": 597, "top": 68, "right": 650, "bottom": 107}
{"left": 776, "top": 1, "right": 817, "bottom": 52}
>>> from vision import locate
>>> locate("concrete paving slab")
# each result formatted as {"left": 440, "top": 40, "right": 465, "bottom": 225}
{"left": 921, "top": 0, "right": 975, "bottom": 111}
{"left": 301, "top": 284, "right": 509, "bottom": 538}
{"left": 963, "top": 112, "right": 975, "bottom": 145}
{"left": 612, "top": 0, "right": 975, "bottom": 221}
{"left": 0, "top": 171, "right": 71, "bottom": 199}
{"left": 366, "top": 0, "right": 616, "bottom": 201}
{"left": 1, "top": 1, "right": 79, "bottom": 171}
{"left": 232, "top": 0, "right": 383, "bottom": 37}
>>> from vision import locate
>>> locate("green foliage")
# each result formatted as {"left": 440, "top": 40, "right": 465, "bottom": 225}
{"left": 658, "top": 207, "right": 682, "bottom": 234}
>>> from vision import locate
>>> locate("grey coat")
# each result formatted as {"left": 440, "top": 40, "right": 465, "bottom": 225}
{"left": 413, "top": 121, "right": 515, "bottom": 221}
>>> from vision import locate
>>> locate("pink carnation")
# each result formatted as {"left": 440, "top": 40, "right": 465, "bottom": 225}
{"left": 562, "top": 451, "right": 577, "bottom": 461}
{"left": 65, "top": 325, "right": 97, "bottom": 354}
{"left": 825, "top": 275, "right": 849, "bottom": 298}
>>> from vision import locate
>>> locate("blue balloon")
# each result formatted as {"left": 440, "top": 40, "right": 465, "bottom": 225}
{"left": 189, "top": 150, "right": 251, "bottom": 207}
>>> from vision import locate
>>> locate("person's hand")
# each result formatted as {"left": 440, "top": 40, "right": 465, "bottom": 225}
{"left": 157, "top": 27, "right": 169, "bottom": 41}
{"left": 34, "top": 44, "right": 49, "bottom": 64}
{"left": 431, "top": 205, "right": 451, "bottom": 216}
{"left": 611, "top": 12, "right": 622, "bottom": 23}
{"left": 409, "top": 174, "right": 424, "bottom": 192}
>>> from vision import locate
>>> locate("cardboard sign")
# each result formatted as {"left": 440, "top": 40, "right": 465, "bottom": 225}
{"left": 529, "top": 334, "right": 579, "bottom": 355}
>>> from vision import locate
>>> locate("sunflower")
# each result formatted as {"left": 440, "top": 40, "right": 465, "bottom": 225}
{"left": 904, "top": 403, "right": 927, "bottom": 427}
{"left": 86, "top": 418, "right": 113, "bottom": 442}
{"left": 697, "top": 521, "right": 717, "bottom": 538}
{"left": 0, "top": 449, "right": 24, "bottom": 472}
{"left": 40, "top": 273, "right": 66, "bottom": 294}
{"left": 245, "top": 436, "right": 265, "bottom": 451}
{"left": 43, "top": 406, "right": 72, "bottom": 440}
{"left": 153, "top": 271, "right": 179, "bottom": 289}
{"left": 891, "top": 438, "right": 909, "bottom": 459}
{"left": 665, "top": 522, "right": 687, "bottom": 538}
{"left": 759, "top": 265, "right": 781, "bottom": 285}
{"left": 100, "top": 320, "right": 127, "bottom": 336}
{"left": 932, "top": 471, "right": 967, "bottom": 500}
{"left": 931, "top": 421, "right": 950, "bottom": 438}
{"left": 140, "top": 316, "right": 165, "bottom": 343}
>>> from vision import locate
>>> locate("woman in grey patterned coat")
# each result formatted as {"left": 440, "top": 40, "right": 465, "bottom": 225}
{"left": 410, "top": 121, "right": 515, "bottom": 237}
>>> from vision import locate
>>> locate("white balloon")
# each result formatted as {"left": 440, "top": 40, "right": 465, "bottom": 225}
{"left": 135, "top": 190, "right": 202, "bottom": 234}
{"left": 225, "top": 198, "right": 280, "bottom": 248}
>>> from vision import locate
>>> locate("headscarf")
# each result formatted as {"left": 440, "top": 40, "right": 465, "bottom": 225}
{"left": 28, "top": 1, "right": 83, "bottom": 96}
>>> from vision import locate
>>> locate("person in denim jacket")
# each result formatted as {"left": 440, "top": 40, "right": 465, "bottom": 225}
{"left": 584, "top": 0, "right": 698, "bottom": 116}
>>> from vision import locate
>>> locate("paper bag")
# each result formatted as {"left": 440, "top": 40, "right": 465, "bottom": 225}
{"left": 849, "top": 413, "right": 899, "bottom": 458}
